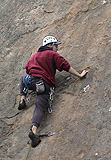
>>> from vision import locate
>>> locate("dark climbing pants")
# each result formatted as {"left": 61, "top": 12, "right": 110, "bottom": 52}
{"left": 19, "top": 74, "right": 50, "bottom": 128}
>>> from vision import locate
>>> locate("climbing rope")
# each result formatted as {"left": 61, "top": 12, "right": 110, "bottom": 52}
{"left": 24, "top": 143, "right": 31, "bottom": 160}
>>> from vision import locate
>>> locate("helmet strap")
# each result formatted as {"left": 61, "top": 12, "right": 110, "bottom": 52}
{"left": 47, "top": 43, "right": 54, "bottom": 50}
{"left": 52, "top": 43, "right": 54, "bottom": 50}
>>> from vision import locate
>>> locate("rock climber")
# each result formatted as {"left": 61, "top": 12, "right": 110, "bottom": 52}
{"left": 18, "top": 36, "right": 88, "bottom": 147}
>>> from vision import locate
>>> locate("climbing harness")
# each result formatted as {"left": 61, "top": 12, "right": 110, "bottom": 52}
{"left": 25, "top": 131, "right": 55, "bottom": 160}
{"left": 23, "top": 76, "right": 55, "bottom": 112}
{"left": 48, "top": 87, "right": 54, "bottom": 113}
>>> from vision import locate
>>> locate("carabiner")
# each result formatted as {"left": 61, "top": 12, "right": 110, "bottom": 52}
{"left": 48, "top": 107, "right": 52, "bottom": 113}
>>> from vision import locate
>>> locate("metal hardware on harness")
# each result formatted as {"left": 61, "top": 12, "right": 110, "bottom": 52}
{"left": 23, "top": 87, "right": 30, "bottom": 102}
{"left": 23, "top": 87, "right": 27, "bottom": 94}
{"left": 48, "top": 87, "right": 54, "bottom": 113}
{"left": 23, "top": 75, "right": 32, "bottom": 102}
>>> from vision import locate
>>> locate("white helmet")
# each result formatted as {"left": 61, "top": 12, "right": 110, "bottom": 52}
{"left": 43, "top": 36, "right": 61, "bottom": 46}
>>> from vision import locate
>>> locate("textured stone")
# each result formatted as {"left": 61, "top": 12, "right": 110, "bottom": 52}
{"left": 0, "top": 0, "right": 111, "bottom": 160}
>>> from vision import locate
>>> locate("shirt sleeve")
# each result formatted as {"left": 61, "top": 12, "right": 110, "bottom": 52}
{"left": 53, "top": 52, "right": 71, "bottom": 72}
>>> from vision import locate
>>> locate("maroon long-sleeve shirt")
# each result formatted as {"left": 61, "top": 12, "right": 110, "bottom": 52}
{"left": 25, "top": 46, "right": 70, "bottom": 87}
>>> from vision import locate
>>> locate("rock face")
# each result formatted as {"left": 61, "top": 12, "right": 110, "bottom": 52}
{"left": 0, "top": 0, "right": 111, "bottom": 159}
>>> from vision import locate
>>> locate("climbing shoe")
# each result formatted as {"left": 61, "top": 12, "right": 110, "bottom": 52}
{"left": 18, "top": 99, "right": 26, "bottom": 110}
{"left": 28, "top": 131, "right": 41, "bottom": 148}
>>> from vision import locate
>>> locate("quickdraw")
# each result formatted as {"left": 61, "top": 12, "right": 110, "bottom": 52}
{"left": 39, "top": 131, "right": 55, "bottom": 137}
{"left": 25, "top": 131, "right": 55, "bottom": 160}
